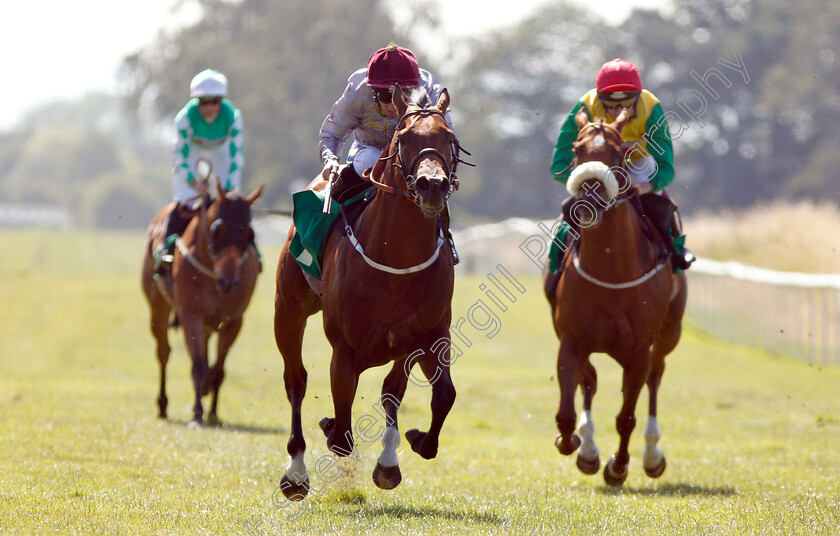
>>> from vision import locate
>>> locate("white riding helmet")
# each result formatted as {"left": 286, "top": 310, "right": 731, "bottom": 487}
{"left": 190, "top": 69, "right": 228, "bottom": 97}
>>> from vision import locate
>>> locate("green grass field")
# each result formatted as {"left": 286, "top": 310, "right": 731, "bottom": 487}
{"left": 1, "top": 229, "right": 839, "bottom": 535}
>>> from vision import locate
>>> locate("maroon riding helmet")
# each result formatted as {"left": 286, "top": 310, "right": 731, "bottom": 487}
{"left": 367, "top": 42, "right": 421, "bottom": 89}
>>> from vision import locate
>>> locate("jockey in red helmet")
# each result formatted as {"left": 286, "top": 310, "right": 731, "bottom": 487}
{"left": 317, "top": 42, "right": 459, "bottom": 261}
{"left": 319, "top": 42, "right": 451, "bottom": 188}
{"left": 549, "top": 58, "right": 694, "bottom": 277}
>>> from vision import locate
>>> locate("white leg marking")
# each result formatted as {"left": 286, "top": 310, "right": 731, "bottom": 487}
{"left": 377, "top": 425, "right": 401, "bottom": 468}
{"left": 643, "top": 415, "right": 664, "bottom": 469}
{"left": 284, "top": 452, "right": 308, "bottom": 483}
{"left": 576, "top": 410, "right": 599, "bottom": 459}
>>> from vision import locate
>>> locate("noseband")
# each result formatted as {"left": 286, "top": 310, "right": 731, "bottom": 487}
{"left": 368, "top": 108, "right": 472, "bottom": 205}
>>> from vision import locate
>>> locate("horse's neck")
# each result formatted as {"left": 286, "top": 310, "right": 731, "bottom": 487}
{"left": 579, "top": 202, "right": 655, "bottom": 273}
{"left": 183, "top": 211, "right": 211, "bottom": 260}
{"left": 357, "top": 187, "right": 440, "bottom": 265}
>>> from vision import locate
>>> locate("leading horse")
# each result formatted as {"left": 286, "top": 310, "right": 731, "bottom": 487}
{"left": 141, "top": 180, "right": 263, "bottom": 426}
{"left": 544, "top": 107, "right": 687, "bottom": 485}
{"left": 274, "top": 86, "right": 462, "bottom": 500}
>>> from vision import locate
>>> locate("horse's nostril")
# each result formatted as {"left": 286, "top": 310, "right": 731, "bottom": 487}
{"left": 415, "top": 176, "right": 430, "bottom": 193}
{"left": 217, "top": 277, "right": 238, "bottom": 294}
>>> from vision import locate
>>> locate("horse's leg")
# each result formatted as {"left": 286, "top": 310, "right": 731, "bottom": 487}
{"left": 274, "top": 275, "right": 315, "bottom": 502}
{"left": 150, "top": 303, "right": 172, "bottom": 419}
{"left": 404, "top": 348, "right": 456, "bottom": 460}
{"left": 206, "top": 316, "right": 243, "bottom": 426}
{"left": 575, "top": 360, "right": 600, "bottom": 474}
{"left": 372, "top": 359, "right": 410, "bottom": 490}
{"left": 643, "top": 355, "right": 667, "bottom": 478}
{"left": 180, "top": 312, "right": 208, "bottom": 427}
{"left": 643, "top": 284, "right": 685, "bottom": 479}
{"left": 555, "top": 337, "right": 584, "bottom": 456}
{"left": 321, "top": 339, "right": 359, "bottom": 457}
{"left": 604, "top": 351, "right": 651, "bottom": 486}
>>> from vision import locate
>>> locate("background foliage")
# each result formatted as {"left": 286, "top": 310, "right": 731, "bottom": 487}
{"left": 1, "top": 0, "right": 838, "bottom": 225}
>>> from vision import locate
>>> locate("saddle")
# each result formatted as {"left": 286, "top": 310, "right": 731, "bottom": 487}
{"left": 289, "top": 185, "right": 376, "bottom": 281}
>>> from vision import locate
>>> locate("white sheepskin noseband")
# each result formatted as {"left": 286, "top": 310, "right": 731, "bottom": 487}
{"left": 567, "top": 161, "right": 619, "bottom": 200}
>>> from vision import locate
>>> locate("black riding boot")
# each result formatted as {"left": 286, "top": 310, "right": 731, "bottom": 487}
{"left": 639, "top": 193, "right": 695, "bottom": 272}
{"left": 153, "top": 204, "right": 195, "bottom": 275}
{"left": 331, "top": 165, "right": 367, "bottom": 204}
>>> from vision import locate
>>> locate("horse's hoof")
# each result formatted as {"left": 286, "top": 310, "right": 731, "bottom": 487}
{"left": 206, "top": 413, "right": 221, "bottom": 427}
{"left": 576, "top": 454, "right": 600, "bottom": 475}
{"left": 603, "top": 456, "right": 628, "bottom": 486}
{"left": 319, "top": 417, "right": 335, "bottom": 437}
{"left": 644, "top": 456, "right": 666, "bottom": 478}
{"left": 187, "top": 419, "right": 204, "bottom": 429}
{"left": 555, "top": 433, "right": 581, "bottom": 456}
{"left": 278, "top": 474, "right": 309, "bottom": 502}
{"left": 372, "top": 463, "right": 402, "bottom": 490}
{"left": 405, "top": 429, "right": 437, "bottom": 459}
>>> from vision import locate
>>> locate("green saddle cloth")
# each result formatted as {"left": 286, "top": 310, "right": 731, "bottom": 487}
{"left": 548, "top": 225, "right": 571, "bottom": 275}
{"left": 289, "top": 188, "right": 370, "bottom": 280}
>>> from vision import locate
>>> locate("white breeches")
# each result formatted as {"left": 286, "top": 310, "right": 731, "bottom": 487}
{"left": 173, "top": 146, "right": 239, "bottom": 203}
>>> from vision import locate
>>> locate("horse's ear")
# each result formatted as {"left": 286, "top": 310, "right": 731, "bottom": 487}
{"left": 612, "top": 108, "right": 631, "bottom": 133}
{"left": 575, "top": 107, "right": 589, "bottom": 130}
{"left": 245, "top": 185, "right": 264, "bottom": 205}
{"left": 215, "top": 179, "right": 225, "bottom": 201}
{"left": 393, "top": 84, "right": 408, "bottom": 116}
{"left": 436, "top": 88, "right": 450, "bottom": 115}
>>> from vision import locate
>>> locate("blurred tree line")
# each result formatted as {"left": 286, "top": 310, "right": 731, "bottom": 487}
{"left": 0, "top": 0, "right": 837, "bottom": 227}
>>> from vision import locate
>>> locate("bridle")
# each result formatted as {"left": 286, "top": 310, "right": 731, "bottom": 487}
{"left": 566, "top": 120, "right": 671, "bottom": 289}
{"left": 176, "top": 199, "right": 253, "bottom": 280}
{"left": 367, "top": 108, "right": 473, "bottom": 206}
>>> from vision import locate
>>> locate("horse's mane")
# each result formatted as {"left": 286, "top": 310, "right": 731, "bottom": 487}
{"left": 404, "top": 87, "right": 432, "bottom": 108}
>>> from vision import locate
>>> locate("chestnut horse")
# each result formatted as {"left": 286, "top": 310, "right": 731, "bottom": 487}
{"left": 544, "top": 107, "right": 687, "bottom": 485}
{"left": 141, "top": 181, "right": 263, "bottom": 426}
{"left": 274, "top": 86, "right": 463, "bottom": 500}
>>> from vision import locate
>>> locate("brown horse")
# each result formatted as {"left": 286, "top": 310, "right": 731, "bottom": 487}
{"left": 274, "top": 86, "right": 462, "bottom": 500}
{"left": 141, "top": 181, "right": 263, "bottom": 426}
{"left": 544, "top": 107, "right": 687, "bottom": 485}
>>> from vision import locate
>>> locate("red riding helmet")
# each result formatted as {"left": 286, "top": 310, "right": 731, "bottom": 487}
{"left": 367, "top": 42, "right": 421, "bottom": 89}
{"left": 595, "top": 59, "right": 643, "bottom": 93}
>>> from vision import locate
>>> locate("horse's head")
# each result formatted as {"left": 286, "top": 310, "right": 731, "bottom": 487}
{"left": 566, "top": 108, "right": 630, "bottom": 227}
{"left": 204, "top": 181, "right": 263, "bottom": 294}
{"left": 371, "top": 85, "right": 461, "bottom": 218}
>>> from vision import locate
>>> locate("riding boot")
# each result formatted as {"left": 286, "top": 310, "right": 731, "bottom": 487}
{"left": 439, "top": 206, "right": 459, "bottom": 265}
{"left": 331, "top": 165, "right": 366, "bottom": 204}
{"left": 639, "top": 193, "right": 695, "bottom": 272}
{"left": 669, "top": 210, "right": 696, "bottom": 271}
{"left": 153, "top": 204, "right": 194, "bottom": 275}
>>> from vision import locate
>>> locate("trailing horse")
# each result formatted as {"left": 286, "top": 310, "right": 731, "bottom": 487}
{"left": 141, "top": 181, "right": 263, "bottom": 426}
{"left": 544, "top": 107, "right": 688, "bottom": 485}
{"left": 274, "top": 85, "right": 465, "bottom": 499}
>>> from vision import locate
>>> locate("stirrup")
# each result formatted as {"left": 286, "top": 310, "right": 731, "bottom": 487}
{"left": 674, "top": 249, "right": 695, "bottom": 271}
{"left": 154, "top": 252, "right": 174, "bottom": 275}
{"left": 449, "top": 240, "right": 460, "bottom": 266}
